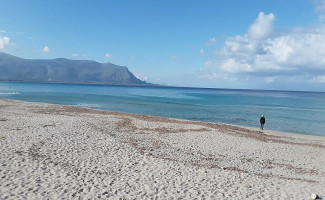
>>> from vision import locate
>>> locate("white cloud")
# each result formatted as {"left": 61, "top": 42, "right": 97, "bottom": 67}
{"left": 199, "top": 71, "right": 239, "bottom": 82}
{"left": 202, "top": 72, "right": 217, "bottom": 80}
{"left": 265, "top": 76, "right": 276, "bottom": 83}
{"left": 202, "top": 11, "right": 325, "bottom": 86}
{"left": 105, "top": 53, "right": 111, "bottom": 58}
{"left": 315, "top": 0, "right": 325, "bottom": 22}
{"left": 0, "top": 34, "right": 10, "bottom": 49}
{"left": 200, "top": 49, "right": 204, "bottom": 55}
{"left": 248, "top": 12, "right": 275, "bottom": 40}
{"left": 220, "top": 58, "right": 254, "bottom": 73}
{"left": 134, "top": 73, "right": 148, "bottom": 81}
{"left": 209, "top": 37, "right": 216, "bottom": 44}
{"left": 204, "top": 60, "right": 212, "bottom": 67}
{"left": 72, "top": 53, "right": 78, "bottom": 57}
{"left": 170, "top": 55, "right": 178, "bottom": 61}
{"left": 42, "top": 46, "right": 50, "bottom": 53}
{"left": 311, "top": 75, "right": 325, "bottom": 82}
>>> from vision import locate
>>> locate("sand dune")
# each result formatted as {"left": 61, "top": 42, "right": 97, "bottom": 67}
{"left": 1, "top": 98, "right": 325, "bottom": 199}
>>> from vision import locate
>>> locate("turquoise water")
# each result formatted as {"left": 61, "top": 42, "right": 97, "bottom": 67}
{"left": 1, "top": 81, "right": 325, "bottom": 136}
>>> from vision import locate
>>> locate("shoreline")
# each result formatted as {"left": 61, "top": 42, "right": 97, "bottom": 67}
{"left": 242, "top": 125, "right": 325, "bottom": 140}
{"left": 2, "top": 97, "right": 323, "bottom": 138}
{"left": 1, "top": 98, "right": 325, "bottom": 199}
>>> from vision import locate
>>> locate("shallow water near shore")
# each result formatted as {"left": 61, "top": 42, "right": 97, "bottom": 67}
{"left": 1, "top": 81, "right": 325, "bottom": 136}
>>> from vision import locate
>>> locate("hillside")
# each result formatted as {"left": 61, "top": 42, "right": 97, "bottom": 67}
{"left": 0, "top": 53, "right": 149, "bottom": 85}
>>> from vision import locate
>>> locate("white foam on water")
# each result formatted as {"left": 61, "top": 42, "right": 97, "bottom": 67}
{"left": 0, "top": 92, "right": 21, "bottom": 95}
{"left": 76, "top": 103, "right": 101, "bottom": 108}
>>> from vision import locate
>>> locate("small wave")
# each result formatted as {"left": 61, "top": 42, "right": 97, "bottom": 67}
{"left": 0, "top": 92, "right": 20, "bottom": 95}
{"left": 76, "top": 103, "right": 101, "bottom": 108}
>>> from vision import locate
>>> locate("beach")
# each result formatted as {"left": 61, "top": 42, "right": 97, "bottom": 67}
{"left": 1, "top": 98, "right": 325, "bottom": 199}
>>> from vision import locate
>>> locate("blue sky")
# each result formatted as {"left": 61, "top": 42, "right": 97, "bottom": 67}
{"left": 1, "top": 0, "right": 325, "bottom": 91}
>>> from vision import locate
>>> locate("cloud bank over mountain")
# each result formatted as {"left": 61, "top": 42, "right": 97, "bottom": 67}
{"left": 0, "top": 33, "right": 10, "bottom": 50}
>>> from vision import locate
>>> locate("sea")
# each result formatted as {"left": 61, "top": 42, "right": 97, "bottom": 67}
{"left": 1, "top": 81, "right": 325, "bottom": 136}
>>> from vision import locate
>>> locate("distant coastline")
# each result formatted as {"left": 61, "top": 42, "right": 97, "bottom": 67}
{"left": 0, "top": 79, "right": 159, "bottom": 87}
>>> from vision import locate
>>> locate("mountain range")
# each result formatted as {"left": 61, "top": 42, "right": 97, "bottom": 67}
{"left": 0, "top": 52, "right": 149, "bottom": 85}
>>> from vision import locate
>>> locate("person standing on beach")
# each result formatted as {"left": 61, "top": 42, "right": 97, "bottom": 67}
{"left": 260, "top": 115, "right": 265, "bottom": 130}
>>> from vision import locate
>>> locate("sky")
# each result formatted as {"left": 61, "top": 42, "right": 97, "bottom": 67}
{"left": 1, "top": 0, "right": 325, "bottom": 91}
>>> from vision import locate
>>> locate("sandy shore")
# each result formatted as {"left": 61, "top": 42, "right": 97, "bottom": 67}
{"left": 1, "top": 98, "right": 325, "bottom": 199}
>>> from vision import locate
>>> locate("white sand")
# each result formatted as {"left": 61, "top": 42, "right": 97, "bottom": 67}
{"left": 1, "top": 98, "right": 325, "bottom": 199}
